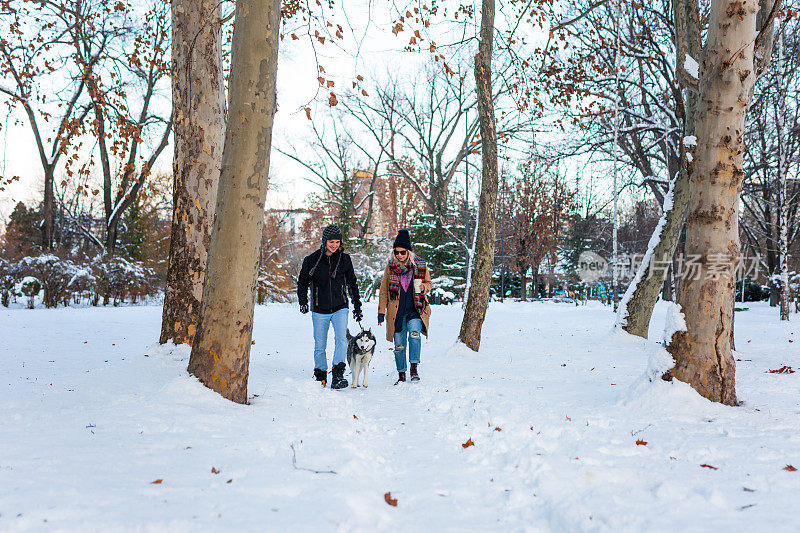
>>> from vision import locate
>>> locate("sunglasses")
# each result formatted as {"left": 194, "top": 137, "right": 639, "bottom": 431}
{"left": 393, "top": 249, "right": 408, "bottom": 256}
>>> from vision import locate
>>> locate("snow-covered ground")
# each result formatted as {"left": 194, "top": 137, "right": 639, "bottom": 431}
{"left": 1, "top": 301, "right": 799, "bottom": 531}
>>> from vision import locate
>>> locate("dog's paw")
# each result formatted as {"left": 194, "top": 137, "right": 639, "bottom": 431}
{"left": 363, "top": 384, "right": 368, "bottom": 388}
{"left": 351, "top": 384, "right": 358, "bottom": 388}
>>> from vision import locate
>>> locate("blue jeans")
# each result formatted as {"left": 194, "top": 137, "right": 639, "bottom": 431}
{"left": 394, "top": 316, "right": 422, "bottom": 372}
{"left": 311, "top": 308, "right": 348, "bottom": 370}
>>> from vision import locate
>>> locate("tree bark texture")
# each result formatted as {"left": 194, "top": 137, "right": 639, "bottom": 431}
{"left": 160, "top": 0, "right": 226, "bottom": 345}
{"left": 187, "top": 0, "right": 280, "bottom": 404}
{"left": 666, "top": 0, "right": 763, "bottom": 405}
{"left": 458, "top": 0, "right": 497, "bottom": 352}
{"left": 42, "top": 167, "right": 54, "bottom": 249}
{"left": 619, "top": 0, "right": 700, "bottom": 338}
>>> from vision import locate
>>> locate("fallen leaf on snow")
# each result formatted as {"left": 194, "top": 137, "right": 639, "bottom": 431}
{"left": 700, "top": 464, "right": 718, "bottom": 470}
{"left": 784, "top": 465, "right": 797, "bottom": 471}
{"left": 462, "top": 438, "right": 474, "bottom": 448}
{"left": 494, "top": 427, "right": 502, "bottom": 432}
{"left": 211, "top": 467, "right": 219, "bottom": 474}
{"left": 636, "top": 439, "right": 647, "bottom": 446}
{"left": 151, "top": 479, "right": 163, "bottom": 484}
{"left": 768, "top": 366, "right": 795, "bottom": 374}
{"left": 384, "top": 492, "right": 398, "bottom": 506}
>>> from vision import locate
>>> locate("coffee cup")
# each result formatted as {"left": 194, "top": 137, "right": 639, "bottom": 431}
{"left": 413, "top": 279, "right": 422, "bottom": 293}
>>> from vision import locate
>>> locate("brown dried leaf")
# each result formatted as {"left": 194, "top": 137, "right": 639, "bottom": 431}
{"left": 784, "top": 465, "right": 797, "bottom": 471}
{"left": 636, "top": 439, "right": 647, "bottom": 446}
{"left": 151, "top": 479, "right": 163, "bottom": 484}
{"left": 462, "top": 438, "right": 474, "bottom": 448}
{"left": 700, "top": 464, "right": 718, "bottom": 470}
{"left": 384, "top": 492, "right": 398, "bottom": 506}
{"left": 211, "top": 467, "right": 219, "bottom": 474}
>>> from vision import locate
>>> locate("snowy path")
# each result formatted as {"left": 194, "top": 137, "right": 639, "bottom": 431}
{"left": 1, "top": 301, "right": 799, "bottom": 531}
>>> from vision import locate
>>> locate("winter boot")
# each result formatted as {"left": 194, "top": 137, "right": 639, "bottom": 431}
{"left": 394, "top": 371, "right": 406, "bottom": 385}
{"left": 314, "top": 368, "right": 327, "bottom": 387}
{"left": 330, "top": 362, "right": 348, "bottom": 390}
{"left": 410, "top": 363, "right": 420, "bottom": 381}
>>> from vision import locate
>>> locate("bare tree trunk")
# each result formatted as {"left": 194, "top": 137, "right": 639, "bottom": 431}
{"left": 160, "top": 0, "right": 226, "bottom": 345}
{"left": 665, "top": 0, "right": 766, "bottom": 405}
{"left": 520, "top": 268, "right": 527, "bottom": 301}
{"left": 459, "top": 0, "right": 497, "bottom": 352}
{"left": 618, "top": 0, "right": 700, "bottom": 338}
{"left": 42, "top": 165, "right": 54, "bottom": 249}
{"left": 188, "top": 0, "right": 280, "bottom": 404}
{"left": 105, "top": 220, "right": 118, "bottom": 255}
{"left": 777, "top": 29, "right": 790, "bottom": 321}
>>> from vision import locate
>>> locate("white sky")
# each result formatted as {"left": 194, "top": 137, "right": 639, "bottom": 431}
{"left": 0, "top": 1, "right": 643, "bottom": 227}
{"left": 0, "top": 1, "right": 473, "bottom": 222}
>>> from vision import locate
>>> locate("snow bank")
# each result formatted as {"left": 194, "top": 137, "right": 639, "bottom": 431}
{"left": 2, "top": 302, "right": 799, "bottom": 531}
{"left": 663, "top": 301, "right": 687, "bottom": 345}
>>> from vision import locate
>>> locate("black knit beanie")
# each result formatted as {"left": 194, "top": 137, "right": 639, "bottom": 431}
{"left": 393, "top": 229, "right": 412, "bottom": 251}
{"left": 322, "top": 224, "right": 343, "bottom": 244}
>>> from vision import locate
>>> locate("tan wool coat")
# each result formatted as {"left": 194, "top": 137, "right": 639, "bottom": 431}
{"left": 378, "top": 252, "right": 433, "bottom": 342}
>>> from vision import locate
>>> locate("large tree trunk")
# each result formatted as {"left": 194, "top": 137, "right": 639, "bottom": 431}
{"left": 619, "top": 161, "right": 692, "bottom": 337}
{"left": 160, "top": 0, "right": 226, "bottom": 345}
{"left": 618, "top": 0, "right": 699, "bottom": 338}
{"left": 458, "top": 0, "right": 497, "bottom": 352}
{"left": 188, "top": 0, "right": 280, "bottom": 404}
{"left": 665, "top": 0, "right": 763, "bottom": 405}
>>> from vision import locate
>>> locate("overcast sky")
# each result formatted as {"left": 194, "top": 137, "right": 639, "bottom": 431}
{"left": 0, "top": 1, "right": 481, "bottom": 223}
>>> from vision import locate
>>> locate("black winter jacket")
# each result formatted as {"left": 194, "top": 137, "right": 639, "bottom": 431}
{"left": 297, "top": 248, "right": 362, "bottom": 314}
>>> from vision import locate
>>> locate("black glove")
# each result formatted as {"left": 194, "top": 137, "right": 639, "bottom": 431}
{"left": 378, "top": 313, "right": 385, "bottom": 325}
{"left": 353, "top": 308, "right": 363, "bottom": 322}
{"left": 300, "top": 303, "right": 309, "bottom": 314}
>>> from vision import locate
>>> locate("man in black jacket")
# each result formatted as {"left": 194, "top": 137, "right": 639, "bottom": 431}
{"left": 297, "top": 224, "right": 363, "bottom": 389}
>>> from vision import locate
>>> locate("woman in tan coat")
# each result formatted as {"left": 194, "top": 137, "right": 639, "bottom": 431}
{"left": 378, "top": 229, "right": 432, "bottom": 383}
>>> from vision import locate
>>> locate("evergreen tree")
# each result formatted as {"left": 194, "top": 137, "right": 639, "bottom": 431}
{"left": 2, "top": 202, "right": 42, "bottom": 258}
{"left": 409, "top": 212, "right": 466, "bottom": 299}
{"left": 117, "top": 197, "right": 147, "bottom": 261}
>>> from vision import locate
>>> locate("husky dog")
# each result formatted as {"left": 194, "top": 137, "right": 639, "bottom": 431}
{"left": 346, "top": 328, "right": 376, "bottom": 388}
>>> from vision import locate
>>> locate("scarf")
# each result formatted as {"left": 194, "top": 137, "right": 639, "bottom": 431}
{"left": 388, "top": 252, "right": 427, "bottom": 310}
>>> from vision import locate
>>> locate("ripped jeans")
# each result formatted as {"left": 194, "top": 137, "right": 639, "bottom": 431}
{"left": 393, "top": 315, "right": 423, "bottom": 372}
